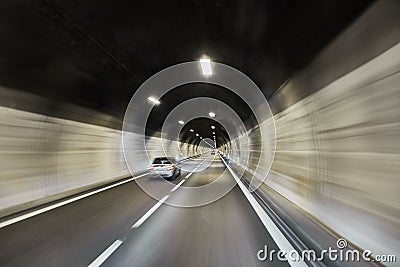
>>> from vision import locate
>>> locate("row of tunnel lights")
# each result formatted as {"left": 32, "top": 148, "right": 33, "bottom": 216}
{"left": 178, "top": 117, "right": 217, "bottom": 145}
{"left": 147, "top": 57, "right": 216, "bottom": 146}
{"left": 147, "top": 95, "right": 217, "bottom": 143}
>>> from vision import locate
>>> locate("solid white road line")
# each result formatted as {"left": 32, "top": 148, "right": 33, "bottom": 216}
{"left": 220, "top": 156, "right": 307, "bottom": 267}
{"left": 0, "top": 173, "right": 149, "bottom": 229}
{"left": 88, "top": 239, "right": 123, "bottom": 267}
{"left": 185, "top": 173, "right": 193, "bottom": 179}
{"left": 131, "top": 195, "right": 170, "bottom": 228}
{"left": 170, "top": 180, "right": 186, "bottom": 192}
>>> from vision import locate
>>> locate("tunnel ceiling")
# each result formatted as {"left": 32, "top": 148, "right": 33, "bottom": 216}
{"left": 179, "top": 118, "right": 229, "bottom": 147}
{"left": 145, "top": 83, "right": 256, "bottom": 136}
{"left": 0, "top": 0, "right": 374, "bottom": 131}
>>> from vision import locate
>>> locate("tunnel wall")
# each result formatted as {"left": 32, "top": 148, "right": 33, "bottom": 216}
{"left": 229, "top": 1, "right": 400, "bottom": 259}
{"left": 230, "top": 39, "right": 400, "bottom": 266}
{"left": 265, "top": 44, "right": 400, "bottom": 262}
{"left": 266, "top": 41, "right": 400, "bottom": 215}
{"left": 0, "top": 105, "right": 191, "bottom": 217}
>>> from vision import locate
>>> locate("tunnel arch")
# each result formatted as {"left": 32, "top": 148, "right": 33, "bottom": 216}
{"left": 123, "top": 61, "right": 276, "bottom": 206}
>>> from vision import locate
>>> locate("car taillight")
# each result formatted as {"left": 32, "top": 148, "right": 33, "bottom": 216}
{"left": 148, "top": 165, "right": 154, "bottom": 170}
{"left": 168, "top": 164, "right": 175, "bottom": 171}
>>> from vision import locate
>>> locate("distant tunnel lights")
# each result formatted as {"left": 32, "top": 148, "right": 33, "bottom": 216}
{"left": 178, "top": 120, "right": 185, "bottom": 125}
{"left": 211, "top": 126, "right": 215, "bottom": 129}
{"left": 209, "top": 112, "right": 216, "bottom": 118}
{"left": 199, "top": 58, "right": 212, "bottom": 76}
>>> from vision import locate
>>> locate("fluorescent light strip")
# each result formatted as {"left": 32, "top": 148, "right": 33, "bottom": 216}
{"left": 147, "top": 97, "right": 160, "bottom": 105}
{"left": 200, "top": 58, "right": 212, "bottom": 75}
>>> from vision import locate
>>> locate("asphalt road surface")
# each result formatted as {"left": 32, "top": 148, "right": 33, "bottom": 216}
{"left": 0, "top": 155, "right": 289, "bottom": 267}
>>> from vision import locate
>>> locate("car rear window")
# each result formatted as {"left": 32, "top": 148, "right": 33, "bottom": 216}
{"left": 152, "top": 158, "right": 171, "bottom": 164}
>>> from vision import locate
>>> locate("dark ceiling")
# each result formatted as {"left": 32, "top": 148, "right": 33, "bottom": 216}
{"left": 0, "top": 0, "right": 374, "bottom": 135}
{"left": 179, "top": 118, "right": 230, "bottom": 147}
{"left": 146, "top": 83, "right": 255, "bottom": 138}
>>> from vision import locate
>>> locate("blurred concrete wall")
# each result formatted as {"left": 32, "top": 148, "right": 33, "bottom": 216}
{"left": 266, "top": 42, "right": 400, "bottom": 251}
{"left": 231, "top": 1, "right": 400, "bottom": 261}
{"left": 269, "top": 44, "right": 400, "bottom": 216}
{"left": 0, "top": 105, "right": 193, "bottom": 216}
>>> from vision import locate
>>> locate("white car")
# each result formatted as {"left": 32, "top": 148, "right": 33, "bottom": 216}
{"left": 148, "top": 157, "right": 181, "bottom": 180}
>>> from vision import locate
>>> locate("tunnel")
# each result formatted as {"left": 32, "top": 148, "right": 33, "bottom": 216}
{"left": 0, "top": 0, "right": 399, "bottom": 266}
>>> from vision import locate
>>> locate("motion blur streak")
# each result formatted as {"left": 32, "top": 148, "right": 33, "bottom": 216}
{"left": 226, "top": 42, "right": 400, "bottom": 259}
{"left": 0, "top": 103, "right": 198, "bottom": 216}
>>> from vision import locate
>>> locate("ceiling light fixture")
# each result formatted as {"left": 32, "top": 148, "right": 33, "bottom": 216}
{"left": 190, "top": 129, "right": 194, "bottom": 132}
{"left": 209, "top": 112, "right": 216, "bottom": 118}
{"left": 147, "top": 96, "right": 160, "bottom": 105}
{"left": 178, "top": 120, "right": 185, "bottom": 125}
{"left": 199, "top": 58, "right": 212, "bottom": 76}
{"left": 211, "top": 126, "right": 215, "bottom": 129}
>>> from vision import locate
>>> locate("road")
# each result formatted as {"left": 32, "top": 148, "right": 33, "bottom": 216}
{"left": 0, "top": 155, "right": 289, "bottom": 267}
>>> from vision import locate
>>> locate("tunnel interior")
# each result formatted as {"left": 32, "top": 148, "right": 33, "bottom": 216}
{"left": 0, "top": 0, "right": 399, "bottom": 266}
{"left": 0, "top": 0, "right": 375, "bottom": 124}
{"left": 145, "top": 83, "right": 257, "bottom": 136}
{"left": 179, "top": 118, "right": 230, "bottom": 151}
